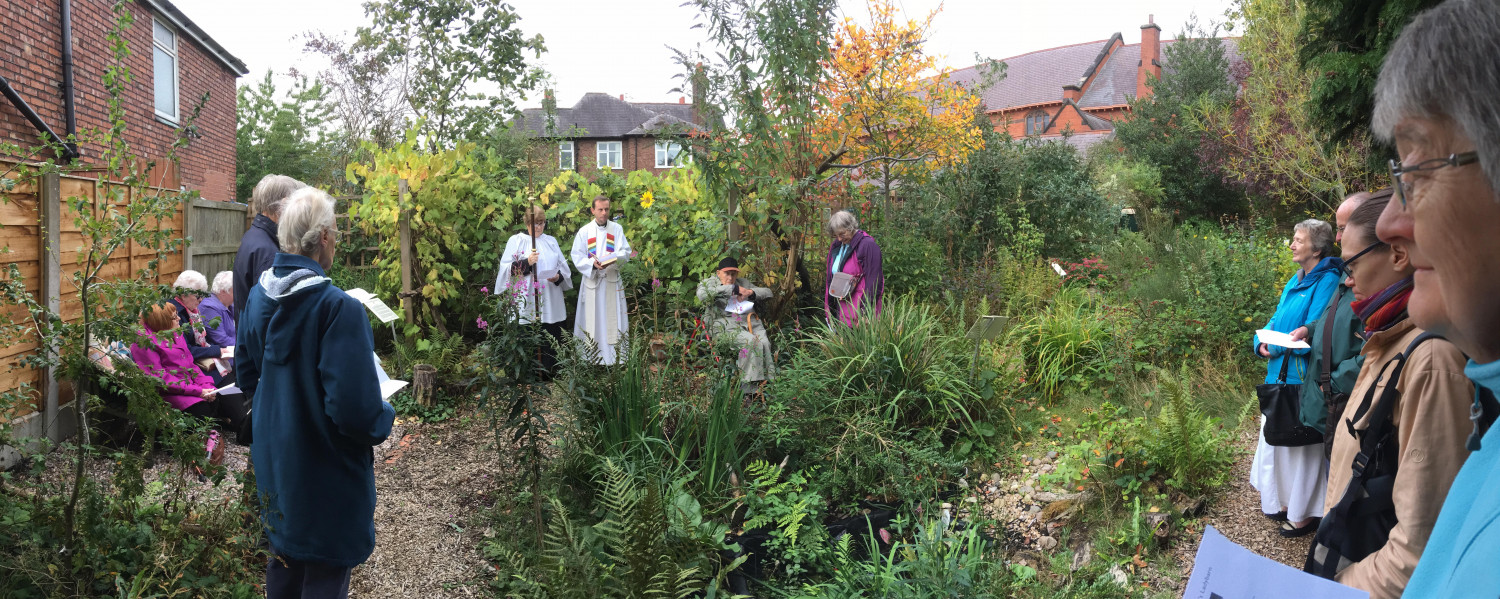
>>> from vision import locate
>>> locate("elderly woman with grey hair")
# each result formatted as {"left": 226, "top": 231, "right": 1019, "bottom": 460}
{"left": 1364, "top": 0, "right": 1500, "bottom": 593}
{"left": 1249, "top": 219, "right": 1343, "bottom": 538}
{"left": 823, "top": 210, "right": 884, "bottom": 326}
{"left": 237, "top": 187, "right": 394, "bottom": 597}
{"left": 165, "top": 270, "right": 232, "bottom": 381}
{"left": 199, "top": 271, "right": 236, "bottom": 347}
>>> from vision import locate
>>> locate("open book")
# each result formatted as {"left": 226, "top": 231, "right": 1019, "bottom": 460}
{"left": 829, "top": 272, "right": 856, "bottom": 300}
{"left": 725, "top": 297, "right": 754, "bottom": 315}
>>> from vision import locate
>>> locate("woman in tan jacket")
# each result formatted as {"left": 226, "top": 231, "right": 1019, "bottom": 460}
{"left": 1320, "top": 191, "right": 1474, "bottom": 598}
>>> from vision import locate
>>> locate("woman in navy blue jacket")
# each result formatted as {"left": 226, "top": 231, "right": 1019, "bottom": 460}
{"left": 236, "top": 187, "right": 394, "bottom": 598}
{"left": 1250, "top": 219, "right": 1344, "bottom": 538}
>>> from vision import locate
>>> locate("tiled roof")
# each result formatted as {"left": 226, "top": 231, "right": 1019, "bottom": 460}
{"left": 950, "top": 40, "right": 1112, "bottom": 110}
{"left": 951, "top": 36, "right": 1242, "bottom": 113}
{"left": 515, "top": 93, "right": 700, "bottom": 138}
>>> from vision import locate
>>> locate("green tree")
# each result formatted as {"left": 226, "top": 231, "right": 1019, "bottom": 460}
{"left": 351, "top": 0, "right": 546, "bottom": 146}
{"left": 1297, "top": 0, "right": 1440, "bottom": 151}
{"left": 1195, "top": 0, "right": 1379, "bottom": 216}
{"left": 236, "top": 70, "right": 339, "bottom": 199}
{"left": 908, "top": 125, "right": 1113, "bottom": 262}
{"left": 672, "top": 0, "right": 842, "bottom": 317}
{"left": 1113, "top": 16, "right": 1245, "bottom": 218}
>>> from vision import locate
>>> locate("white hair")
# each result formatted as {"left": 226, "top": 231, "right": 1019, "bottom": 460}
{"left": 1294, "top": 219, "right": 1336, "bottom": 260}
{"left": 277, "top": 187, "right": 338, "bottom": 257}
{"left": 1373, "top": 0, "right": 1500, "bottom": 198}
{"left": 251, "top": 174, "right": 308, "bottom": 218}
{"left": 827, "top": 210, "right": 859, "bottom": 235}
{"left": 173, "top": 270, "right": 208, "bottom": 293}
{"left": 210, "top": 271, "right": 233, "bottom": 295}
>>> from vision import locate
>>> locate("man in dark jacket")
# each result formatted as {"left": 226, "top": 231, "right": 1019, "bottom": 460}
{"left": 1297, "top": 193, "right": 1369, "bottom": 457}
{"left": 233, "top": 175, "right": 306, "bottom": 320}
{"left": 236, "top": 187, "right": 393, "bottom": 598}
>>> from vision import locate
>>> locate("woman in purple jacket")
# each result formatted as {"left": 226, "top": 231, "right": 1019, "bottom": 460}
{"left": 823, "top": 210, "right": 884, "bottom": 326}
{"left": 130, "top": 302, "right": 223, "bottom": 464}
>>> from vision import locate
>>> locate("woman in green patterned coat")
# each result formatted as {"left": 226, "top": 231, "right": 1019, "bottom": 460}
{"left": 696, "top": 257, "right": 775, "bottom": 389}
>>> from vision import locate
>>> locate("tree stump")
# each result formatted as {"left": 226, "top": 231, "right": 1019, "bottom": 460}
{"left": 413, "top": 364, "right": 437, "bottom": 407}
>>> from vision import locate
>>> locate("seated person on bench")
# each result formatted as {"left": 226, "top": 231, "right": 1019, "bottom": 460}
{"left": 130, "top": 302, "right": 226, "bottom": 465}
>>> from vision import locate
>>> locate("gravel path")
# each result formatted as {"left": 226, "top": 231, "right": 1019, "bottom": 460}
{"left": 350, "top": 412, "right": 513, "bottom": 598}
{"left": 1173, "top": 420, "right": 1314, "bottom": 579}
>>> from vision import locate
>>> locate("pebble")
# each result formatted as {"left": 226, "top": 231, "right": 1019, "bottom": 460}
{"left": 1020, "top": 485, "right": 1033, "bottom": 495}
{"left": 1029, "top": 505, "right": 1041, "bottom": 514}
{"left": 1046, "top": 451, "right": 1058, "bottom": 460}
{"left": 1038, "top": 536, "right": 1058, "bottom": 551}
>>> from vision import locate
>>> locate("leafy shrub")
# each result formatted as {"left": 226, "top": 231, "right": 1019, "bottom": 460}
{"left": 798, "top": 517, "right": 1005, "bottom": 598}
{"left": 1010, "top": 288, "right": 1115, "bottom": 399}
{"left": 742, "top": 460, "right": 832, "bottom": 579}
{"left": 800, "top": 296, "right": 979, "bottom": 430}
{"left": 870, "top": 225, "right": 945, "bottom": 298}
{"left": 489, "top": 459, "right": 740, "bottom": 598}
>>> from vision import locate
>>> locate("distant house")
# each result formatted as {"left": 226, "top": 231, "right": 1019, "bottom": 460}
{"left": 514, "top": 92, "right": 703, "bottom": 176}
{"left": 948, "top": 16, "right": 1239, "bottom": 152}
{"left": 1, "top": 0, "right": 247, "bottom": 201}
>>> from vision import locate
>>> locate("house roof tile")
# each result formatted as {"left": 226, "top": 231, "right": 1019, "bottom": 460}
{"left": 515, "top": 93, "right": 700, "bottom": 138}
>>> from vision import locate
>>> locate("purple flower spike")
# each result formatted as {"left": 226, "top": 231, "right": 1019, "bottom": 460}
{"left": 476, "top": 317, "right": 489, "bottom": 330}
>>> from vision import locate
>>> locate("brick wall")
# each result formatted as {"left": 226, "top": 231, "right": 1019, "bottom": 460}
{"left": 0, "top": 0, "right": 238, "bottom": 202}
{"left": 551, "top": 137, "right": 690, "bottom": 177}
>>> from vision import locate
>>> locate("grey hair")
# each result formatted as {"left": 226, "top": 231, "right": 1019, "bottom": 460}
{"left": 1373, "top": 0, "right": 1500, "bottom": 198}
{"left": 277, "top": 187, "right": 338, "bottom": 257}
{"left": 827, "top": 210, "right": 859, "bottom": 235}
{"left": 1294, "top": 219, "right": 1336, "bottom": 260}
{"left": 251, "top": 174, "right": 308, "bottom": 218}
{"left": 210, "top": 271, "right": 233, "bottom": 295}
{"left": 173, "top": 270, "right": 208, "bottom": 293}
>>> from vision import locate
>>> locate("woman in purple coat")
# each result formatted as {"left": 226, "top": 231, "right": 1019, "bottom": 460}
{"left": 823, "top": 210, "right": 884, "bottom": 326}
{"left": 129, "top": 302, "right": 223, "bottom": 464}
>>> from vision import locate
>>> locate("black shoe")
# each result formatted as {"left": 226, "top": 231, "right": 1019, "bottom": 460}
{"left": 1279, "top": 518, "right": 1320, "bottom": 538}
{"left": 1263, "top": 510, "right": 1288, "bottom": 522}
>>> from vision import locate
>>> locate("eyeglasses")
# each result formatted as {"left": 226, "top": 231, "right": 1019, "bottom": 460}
{"left": 1389, "top": 152, "right": 1479, "bottom": 208}
{"left": 1339, "top": 240, "right": 1388, "bottom": 279}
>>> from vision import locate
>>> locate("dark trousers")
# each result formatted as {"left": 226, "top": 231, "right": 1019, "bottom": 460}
{"left": 539, "top": 320, "right": 566, "bottom": 378}
{"left": 266, "top": 554, "right": 352, "bottom": 599}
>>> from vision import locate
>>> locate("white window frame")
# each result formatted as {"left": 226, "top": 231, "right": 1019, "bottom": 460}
{"left": 596, "top": 141, "right": 622, "bottom": 170}
{"left": 654, "top": 140, "right": 686, "bottom": 168}
{"left": 558, "top": 141, "right": 575, "bottom": 170}
{"left": 152, "top": 17, "right": 180, "bottom": 123}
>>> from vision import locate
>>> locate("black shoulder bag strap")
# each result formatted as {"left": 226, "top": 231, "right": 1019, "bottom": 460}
{"left": 1318, "top": 289, "right": 1342, "bottom": 396}
{"left": 1307, "top": 332, "right": 1438, "bottom": 578}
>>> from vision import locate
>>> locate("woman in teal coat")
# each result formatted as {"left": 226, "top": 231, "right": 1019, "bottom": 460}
{"left": 1250, "top": 219, "right": 1343, "bottom": 537}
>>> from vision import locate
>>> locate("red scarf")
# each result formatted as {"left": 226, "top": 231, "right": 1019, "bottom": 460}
{"left": 1351, "top": 276, "right": 1413, "bottom": 337}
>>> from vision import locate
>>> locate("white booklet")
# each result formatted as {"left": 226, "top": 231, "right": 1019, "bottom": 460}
{"left": 346, "top": 288, "right": 401, "bottom": 324}
{"left": 1256, "top": 328, "right": 1311, "bottom": 350}
{"left": 725, "top": 298, "right": 754, "bottom": 315}
{"left": 1185, "top": 526, "right": 1367, "bottom": 599}
{"left": 373, "top": 353, "right": 409, "bottom": 400}
{"left": 829, "top": 272, "right": 855, "bottom": 299}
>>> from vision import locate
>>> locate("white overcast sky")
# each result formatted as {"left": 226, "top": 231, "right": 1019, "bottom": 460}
{"left": 171, "top": 0, "right": 1234, "bottom": 108}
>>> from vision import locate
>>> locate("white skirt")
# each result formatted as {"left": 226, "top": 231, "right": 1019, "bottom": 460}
{"left": 1249, "top": 416, "right": 1328, "bottom": 523}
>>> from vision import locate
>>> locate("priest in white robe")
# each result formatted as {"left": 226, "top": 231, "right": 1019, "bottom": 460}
{"left": 570, "top": 195, "right": 631, "bottom": 365}
{"left": 496, "top": 205, "right": 573, "bottom": 375}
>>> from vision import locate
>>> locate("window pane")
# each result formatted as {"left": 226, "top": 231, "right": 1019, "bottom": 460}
{"left": 154, "top": 21, "right": 174, "bottom": 49}
{"left": 154, "top": 46, "right": 176, "bottom": 117}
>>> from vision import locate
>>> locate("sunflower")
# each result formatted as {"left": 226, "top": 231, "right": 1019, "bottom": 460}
{"left": 640, "top": 190, "right": 655, "bottom": 209}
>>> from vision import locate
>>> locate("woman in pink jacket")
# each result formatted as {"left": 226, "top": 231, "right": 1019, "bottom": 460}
{"left": 130, "top": 302, "right": 222, "bottom": 464}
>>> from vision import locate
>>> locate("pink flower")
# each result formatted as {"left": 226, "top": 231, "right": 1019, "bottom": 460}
{"left": 476, "top": 317, "right": 488, "bottom": 330}
{"left": 652, "top": 278, "right": 661, "bottom": 289}
{"left": 481, "top": 286, "right": 489, "bottom": 294}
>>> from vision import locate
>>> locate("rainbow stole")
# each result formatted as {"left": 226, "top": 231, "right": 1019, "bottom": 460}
{"left": 586, "top": 231, "right": 616, "bottom": 258}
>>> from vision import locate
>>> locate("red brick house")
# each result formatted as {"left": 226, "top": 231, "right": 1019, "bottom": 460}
{"left": 948, "top": 16, "right": 1239, "bottom": 152}
{"left": 1, "top": 0, "right": 246, "bottom": 201}
{"left": 514, "top": 92, "right": 702, "bottom": 177}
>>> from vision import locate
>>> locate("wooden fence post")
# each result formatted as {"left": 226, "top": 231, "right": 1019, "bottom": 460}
{"left": 398, "top": 179, "right": 413, "bottom": 324}
{"left": 38, "top": 172, "right": 62, "bottom": 443}
{"left": 182, "top": 194, "right": 195, "bottom": 273}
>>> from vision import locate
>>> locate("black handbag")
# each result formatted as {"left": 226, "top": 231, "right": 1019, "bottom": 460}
{"left": 1258, "top": 354, "right": 1324, "bottom": 447}
{"left": 1306, "top": 333, "right": 1436, "bottom": 578}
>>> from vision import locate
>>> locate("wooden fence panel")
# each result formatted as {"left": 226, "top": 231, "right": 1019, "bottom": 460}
{"left": 185, "top": 198, "right": 248, "bottom": 277}
{"left": 0, "top": 163, "right": 213, "bottom": 441}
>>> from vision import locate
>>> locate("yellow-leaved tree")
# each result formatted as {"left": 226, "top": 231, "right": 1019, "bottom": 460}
{"left": 819, "top": 0, "right": 985, "bottom": 204}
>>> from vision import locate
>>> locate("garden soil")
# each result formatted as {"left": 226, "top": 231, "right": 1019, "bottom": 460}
{"left": 350, "top": 413, "right": 514, "bottom": 598}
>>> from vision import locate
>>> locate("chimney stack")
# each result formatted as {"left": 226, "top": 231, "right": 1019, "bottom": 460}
{"left": 1062, "top": 84, "right": 1082, "bottom": 102}
{"left": 1137, "top": 15, "right": 1162, "bottom": 100}
{"left": 619, "top": 94, "right": 625, "bottom": 101}
{"left": 679, "top": 97, "right": 685, "bottom": 104}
